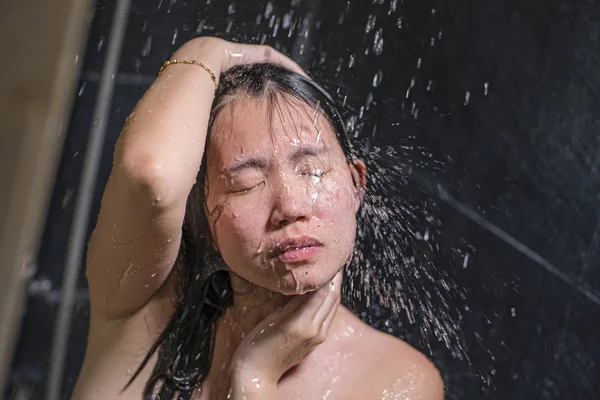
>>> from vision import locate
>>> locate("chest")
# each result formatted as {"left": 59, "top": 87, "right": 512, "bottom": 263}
{"left": 275, "top": 349, "right": 370, "bottom": 400}
{"left": 196, "top": 350, "right": 371, "bottom": 400}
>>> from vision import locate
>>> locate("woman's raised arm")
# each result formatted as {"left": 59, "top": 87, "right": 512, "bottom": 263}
{"left": 86, "top": 37, "right": 304, "bottom": 319}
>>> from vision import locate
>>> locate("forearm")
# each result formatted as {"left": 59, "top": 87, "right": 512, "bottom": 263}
{"left": 114, "top": 38, "right": 222, "bottom": 208}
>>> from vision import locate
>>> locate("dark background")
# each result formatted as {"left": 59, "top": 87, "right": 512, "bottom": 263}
{"left": 7, "top": 0, "right": 600, "bottom": 398}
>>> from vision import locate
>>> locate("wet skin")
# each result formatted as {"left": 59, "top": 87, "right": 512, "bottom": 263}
{"left": 73, "top": 95, "right": 443, "bottom": 399}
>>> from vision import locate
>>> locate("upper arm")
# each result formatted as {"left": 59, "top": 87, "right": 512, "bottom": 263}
{"left": 389, "top": 362, "right": 444, "bottom": 400}
{"left": 86, "top": 160, "right": 187, "bottom": 319}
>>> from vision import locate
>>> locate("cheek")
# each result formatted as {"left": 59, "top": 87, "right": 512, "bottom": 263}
{"left": 313, "top": 176, "right": 358, "bottom": 230}
{"left": 214, "top": 196, "right": 266, "bottom": 254}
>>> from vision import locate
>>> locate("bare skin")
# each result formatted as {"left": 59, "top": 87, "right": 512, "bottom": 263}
{"left": 73, "top": 37, "right": 444, "bottom": 400}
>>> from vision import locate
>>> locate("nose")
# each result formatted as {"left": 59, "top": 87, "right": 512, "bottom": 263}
{"left": 269, "top": 178, "right": 310, "bottom": 228}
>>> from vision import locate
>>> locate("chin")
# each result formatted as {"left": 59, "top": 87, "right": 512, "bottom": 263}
{"left": 277, "top": 263, "right": 339, "bottom": 295}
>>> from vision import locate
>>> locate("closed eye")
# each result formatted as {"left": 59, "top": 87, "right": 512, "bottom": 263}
{"left": 232, "top": 181, "right": 264, "bottom": 194}
{"left": 299, "top": 168, "right": 328, "bottom": 178}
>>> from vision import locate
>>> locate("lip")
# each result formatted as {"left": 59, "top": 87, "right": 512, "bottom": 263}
{"left": 270, "top": 236, "right": 323, "bottom": 263}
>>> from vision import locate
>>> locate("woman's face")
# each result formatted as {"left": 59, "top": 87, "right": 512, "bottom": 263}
{"left": 205, "top": 95, "right": 366, "bottom": 295}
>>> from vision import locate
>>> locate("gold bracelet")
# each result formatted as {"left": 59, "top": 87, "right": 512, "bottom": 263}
{"left": 159, "top": 59, "right": 218, "bottom": 89}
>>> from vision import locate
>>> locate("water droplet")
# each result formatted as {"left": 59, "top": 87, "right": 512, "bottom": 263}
{"left": 365, "top": 15, "right": 376, "bottom": 33}
{"left": 171, "top": 29, "right": 178, "bottom": 45}
{"left": 464, "top": 90, "right": 471, "bottom": 105}
{"left": 348, "top": 54, "right": 355, "bottom": 68}
{"left": 373, "top": 28, "right": 384, "bottom": 55}
{"left": 141, "top": 36, "right": 152, "bottom": 57}
{"left": 196, "top": 20, "right": 206, "bottom": 34}
{"left": 283, "top": 12, "right": 292, "bottom": 29}
{"left": 366, "top": 92, "right": 374, "bottom": 109}
{"left": 396, "top": 17, "right": 403, "bottom": 28}
{"left": 372, "top": 71, "right": 383, "bottom": 87}
{"left": 78, "top": 82, "right": 87, "bottom": 97}
{"left": 484, "top": 81, "right": 490, "bottom": 96}
{"left": 97, "top": 36, "right": 105, "bottom": 52}
{"left": 511, "top": 307, "right": 516, "bottom": 317}
{"left": 345, "top": 115, "right": 357, "bottom": 132}
{"left": 264, "top": 2, "right": 274, "bottom": 18}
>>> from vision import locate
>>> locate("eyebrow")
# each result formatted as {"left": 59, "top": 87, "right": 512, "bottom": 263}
{"left": 223, "top": 144, "right": 329, "bottom": 174}
{"left": 289, "top": 144, "right": 328, "bottom": 162}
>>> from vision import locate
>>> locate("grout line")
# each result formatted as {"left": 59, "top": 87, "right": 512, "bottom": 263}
{"left": 409, "top": 170, "right": 600, "bottom": 306}
{"left": 578, "top": 216, "right": 600, "bottom": 282}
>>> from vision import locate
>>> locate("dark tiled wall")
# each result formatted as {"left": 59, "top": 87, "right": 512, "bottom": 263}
{"left": 8, "top": 0, "right": 600, "bottom": 398}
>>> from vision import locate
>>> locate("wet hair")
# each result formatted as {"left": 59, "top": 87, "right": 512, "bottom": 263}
{"left": 126, "top": 63, "right": 355, "bottom": 399}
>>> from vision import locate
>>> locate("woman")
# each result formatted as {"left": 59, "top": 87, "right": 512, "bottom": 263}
{"left": 73, "top": 37, "right": 444, "bottom": 399}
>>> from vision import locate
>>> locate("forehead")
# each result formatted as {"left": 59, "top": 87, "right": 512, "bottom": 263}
{"left": 208, "top": 96, "right": 342, "bottom": 165}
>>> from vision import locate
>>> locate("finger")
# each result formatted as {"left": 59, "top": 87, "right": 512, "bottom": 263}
{"left": 261, "top": 46, "right": 309, "bottom": 78}
{"left": 228, "top": 43, "right": 309, "bottom": 78}
{"left": 312, "top": 278, "right": 341, "bottom": 324}
{"left": 321, "top": 296, "right": 340, "bottom": 333}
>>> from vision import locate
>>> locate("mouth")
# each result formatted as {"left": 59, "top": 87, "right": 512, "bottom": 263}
{"left": 270, "top": 236, "right": 323, "bottom": 263}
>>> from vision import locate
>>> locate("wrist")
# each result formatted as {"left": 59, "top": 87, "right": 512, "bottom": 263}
{"left": 171, "top": 37, "right": 225, "bottom": 78}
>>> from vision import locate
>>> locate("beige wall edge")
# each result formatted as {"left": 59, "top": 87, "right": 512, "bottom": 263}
{"left": 0, "top": 0, "right": 94, "bottom": 395}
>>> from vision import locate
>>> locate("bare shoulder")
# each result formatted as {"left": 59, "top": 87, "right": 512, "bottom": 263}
{"left": 358, "top": 326, "right": 444, "bottom": 399}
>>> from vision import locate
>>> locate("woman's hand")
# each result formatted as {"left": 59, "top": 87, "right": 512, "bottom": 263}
{"left": 229, "top": 271, "right": 343, "bottom": 399}
{"left": 172, "top": 36, "right": 308, "bottom": 81}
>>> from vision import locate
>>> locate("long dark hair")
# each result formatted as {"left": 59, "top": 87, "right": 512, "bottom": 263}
{"left": 126, "top": 63, "right": 355, "bottom": 399}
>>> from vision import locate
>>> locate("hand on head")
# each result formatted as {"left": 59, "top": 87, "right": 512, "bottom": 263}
{"left": 173, "top": 36, "right": 309, "bottom": 80}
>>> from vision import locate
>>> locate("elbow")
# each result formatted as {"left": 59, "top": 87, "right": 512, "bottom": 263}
{"left": 116, "top": 152, "right": 178, "bottom": 210}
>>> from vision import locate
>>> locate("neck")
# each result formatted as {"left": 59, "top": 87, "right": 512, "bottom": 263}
{"left": 205, "top": 273, "right": 291, "bottom": 389}
{"left": 205, "top": 272, "right": 347, "bottom": 395}
{"left": 220, "top": 272, "right": 293, "bottom": 339}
